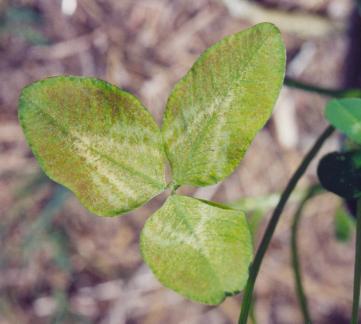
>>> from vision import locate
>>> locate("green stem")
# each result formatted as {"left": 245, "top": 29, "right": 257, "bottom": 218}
{"left": 291, "top": 185, "right": 323, "bottom": 324}
{"left": 249, "top": 298, "right": 257, "bottom": 324}
{"left": 238, "top": 125, "right": 335, "bottom": 324}
{"left": 284, "top": 77, "right": 361, "bottom": 98}
{"left": 351, "top": 199, "right": 361, "bottom": 324}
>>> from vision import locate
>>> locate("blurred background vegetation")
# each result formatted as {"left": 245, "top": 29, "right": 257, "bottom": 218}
{"left": 0, "top": 0, "right": 361, "bottom": 323}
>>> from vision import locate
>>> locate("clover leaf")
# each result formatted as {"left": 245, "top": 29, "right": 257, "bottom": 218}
{"left": 162, "top": 22, "right": 286, "bottom": 186}
{"left": 19, "top": 23, "right": 286, "bottom": 304}
{"left": 19, "top": 76, "right": 167, "bottom": 216}
{"left": 140, "top": 195, "right": 253, "bottom": 305}
{"left": 319, "top": 98, "right": 361, "bottom": 200}
{"left": 317, "top": 151, "right": 361, "bottom": 200}
{"left": 325, "top": 98, "right": 361, "bottom": 144}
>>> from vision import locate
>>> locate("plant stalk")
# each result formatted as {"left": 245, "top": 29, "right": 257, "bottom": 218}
{"left": 238, "top": 125, "right": 334, "bottom": 324}
{"left": 291, "top": 185, "right": 323, "bottom": 324}
{"left": 284, "top": 77, "right": 361, "bottom": 98}
{"left": 351, "top": 198, "right": 361, "bottom": 324}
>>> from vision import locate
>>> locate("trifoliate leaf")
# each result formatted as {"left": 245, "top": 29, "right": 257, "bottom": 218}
{"left": 140, "top": 194, "right": 253, "bottom": 305}
{"left": 19, "top": 76, "right": 167, "bottom": 216}
{"left": 317, "top": 151, "right": 361, "bottom": 199}
{"left": 162, "top": 22, "right": 286, "bottom": 186}
{"left": 325, "top": 98, "right": 361, "bottom": 144}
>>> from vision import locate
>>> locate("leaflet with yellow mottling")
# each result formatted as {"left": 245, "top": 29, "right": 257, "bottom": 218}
{"left": 19, "top": 76, "right": 167, "bottom": 216}
{"left": 140, "top": 195, "right": 253, "bottom": 305}
{"left": 162, "top": 22, "right": 286, "bottom": 186}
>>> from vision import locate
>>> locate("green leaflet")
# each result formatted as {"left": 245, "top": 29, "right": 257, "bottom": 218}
{"left": 325, "top": 98, "right": 361, "bottom": 144}
{"left": 317, "top": 151, "right": 361, "bottom": 200}
{"left": 140, "top": 195, "right": 253, "bottom": 305}
{"left": 334, "top": 207, "right": 354, "bottom": 242}
{"left": 18, "top": 23, "right": 287, "bottom": 305}
{"left": 162, "top": 22, "right": 286, "bottom": 186}
{"left": 19, "top": 76, "right": 167, "bottom": 216}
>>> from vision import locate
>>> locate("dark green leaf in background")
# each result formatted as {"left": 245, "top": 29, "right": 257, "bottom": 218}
{"left": 334, "top": 207, "right": 355, "bottom": 242}
{"left": 325, "top": 98, "right": 361, "bottom": 144}
{"left": 317, "top": 151, "right": 361, "bottom": 199}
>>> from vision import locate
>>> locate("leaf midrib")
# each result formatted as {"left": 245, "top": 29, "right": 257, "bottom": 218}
{"left": 29, "top": 100, "right": 165, "bottom": 189}
{"left": 173, "top": 198, "right": 223, "bottom": 293}
{"left": 175, "top": 31, "right": 277, "bottom": 183}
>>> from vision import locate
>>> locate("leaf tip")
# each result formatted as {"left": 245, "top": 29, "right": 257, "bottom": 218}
{"left": 255, "top": 21, "right": 281, "bottom": 33}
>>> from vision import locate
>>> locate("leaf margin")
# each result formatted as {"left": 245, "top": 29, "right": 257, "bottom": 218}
{"left": 18, "top": 75, "right": 168, "bottom": 217}
{"left": 161, "top": 22, "right": 286, "bottom": 187}
{"left": 140, "top": 194, "right": 253, "bottom": 305}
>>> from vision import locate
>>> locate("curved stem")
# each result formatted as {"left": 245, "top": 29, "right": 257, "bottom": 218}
{"left": 291, "top": 185, "right": 323, "bottom": 324}
{"left": 238, "top": 125, "right": 335, "bottom": 324}
{"left": 249, "top": 299, "right": 257, "bottom": 324}
{"left": 351, "top": 198, "right": 361, "bottom": 324}
{"left": 284, "top": 77, "right": 361, "bottom": 98}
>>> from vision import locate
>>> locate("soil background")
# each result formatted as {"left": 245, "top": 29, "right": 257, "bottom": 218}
{"left": 0, "top": 0, "right": 360, "bottom": 323}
